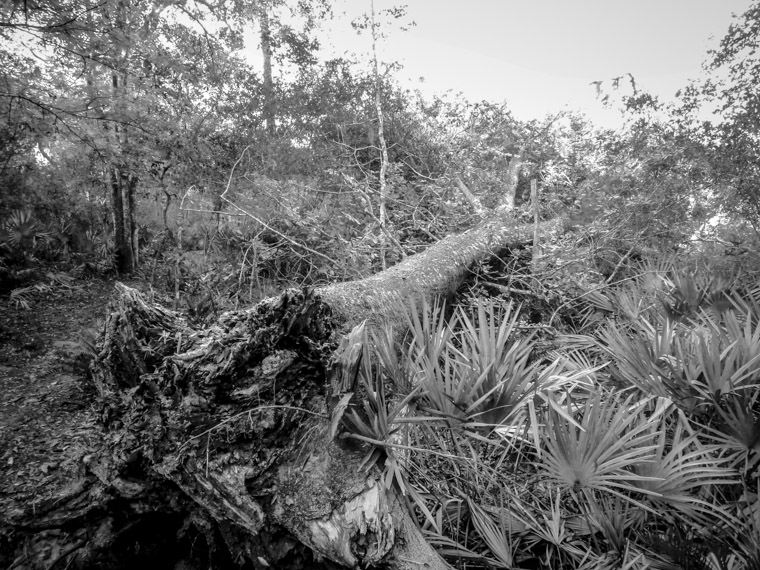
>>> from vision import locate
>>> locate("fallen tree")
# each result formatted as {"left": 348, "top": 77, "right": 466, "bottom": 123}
{"left": 2, "top": 212, "right": 565, "bottom": 570}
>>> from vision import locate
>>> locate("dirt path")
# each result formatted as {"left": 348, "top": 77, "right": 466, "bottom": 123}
{"left": 0, "top": 279, "right": 118, "bottom": 512}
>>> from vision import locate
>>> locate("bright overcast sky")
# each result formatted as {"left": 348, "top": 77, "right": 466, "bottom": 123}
{"left": 320, "top": 0, "right": 753, "bottom": 127}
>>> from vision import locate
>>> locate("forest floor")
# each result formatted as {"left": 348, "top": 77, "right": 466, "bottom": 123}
{"left": 0, "top": 278, "right": 120, "bottom": 518}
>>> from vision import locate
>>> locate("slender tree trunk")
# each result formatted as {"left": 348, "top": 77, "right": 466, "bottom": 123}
{"left": 108, "top": 166, "right": 137, "bottom": 274}
{"left": 109, "top": 166, "right": 134, "bottom": 274}
{"left": 108, "top": 1, "right": 137, "bottom": 274}
{"left": 258, "top": 1, "right": 276, "bottom": 137}
{"left": 370, "top": 0, "right": 390, "bottom": 269}
{"left": 531, "top": 178, "right": 541, "bottom": 271}
{"left": 126, "top": 172, "right": 138, "bottom": 268}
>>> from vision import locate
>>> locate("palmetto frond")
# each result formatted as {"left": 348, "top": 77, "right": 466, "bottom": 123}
{"left": 732, "top": 484, "right": 760, "bottom": 569}
{"left": 493, "top": 488, "right": 563, "bottom": 545}
{"left": 631, "top": 402, "right": 738, "bottom": 526}
{"left": 685, "top": 311, "right": 760, "bottom": 400}
{"left": 2, "top": 209, "right": 38, "bottom": 247}
{"left": 580, "top": 492, "right": 644, "bottom": 556}
{"left": 599, "top": 298, "right": 760, "bottom": 417}
{"left": 574, "top": 544, "right": 650, "bottom": 570}
{"left": 703, "top": 391, "right": 760, "bottom": 471}
{"left": 402, "top": 298, "right": 542, "bottom": 434}
{"left": 537, "top": 390, "right": 661, "bottom": 505}
{"left": 366, "top": 282, "right": 759, "bottom": 566}
{"left": 660, "top": 270, "right": 736, "bottom": 321}
{"left": 453, "top": 299, "right": 539, "bottom": 428}
{"left": 727, "top": 284, "right": 760, "bottom": 328}
{"left": 466, "top": 497, "right": 520, "bottom": 569}
{"left": 598, "top": 315, "right": 701, "bottom": 407}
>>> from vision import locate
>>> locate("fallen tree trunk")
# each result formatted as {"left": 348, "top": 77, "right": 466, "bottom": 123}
{"left": 2, "top": 213, "right": 564, "bottom": 570}
{"left": 320, "top": 214, "right": 564, "bottom": 333}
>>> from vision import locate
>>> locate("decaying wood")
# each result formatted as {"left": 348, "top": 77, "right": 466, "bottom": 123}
{"left": 1, "top": 212, "right": 565, "bottom": 569}
{"left": 92, "top": 284, "right": 448, "bottom": 569}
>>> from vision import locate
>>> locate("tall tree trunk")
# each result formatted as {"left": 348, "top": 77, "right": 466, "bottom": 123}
{"left": 108, "top": 162, "right": 137, "bottom": 274}
{"left": 258, "top": 2, "right": 276, "bottom": 137}
{"left": 108, "top": 1, "right": 137, "bottom": 274}
{"left": 1, "top": 213, "right": 565, "bottom": 569}
{"left": 109, "top": 166, "right": 134, "bottom": 274}
{"left": 127, "top": 172, "right": 139, "bottom": 268}
{"left": 370, "top": 0, "right": 390, "bottom": 269}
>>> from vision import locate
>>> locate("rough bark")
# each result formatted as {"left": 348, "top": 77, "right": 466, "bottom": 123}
{"left": 319, "top": 213, "right": 564, "bottom": 335}
{"left": 109, "top": 166, "right": 133, "bottom": 274}
{"left": 107, "top": 2, "right": 140, "bottom": 275}
{"left": 109, "top": 166, "right": 137, "bottom": 274}
{"left": 1, "top": 213, "right": 565, "bottom": 569}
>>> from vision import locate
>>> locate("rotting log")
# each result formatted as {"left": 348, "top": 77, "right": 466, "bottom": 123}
{"left": 1, "top": 213, "right": 565, "bottom": 570}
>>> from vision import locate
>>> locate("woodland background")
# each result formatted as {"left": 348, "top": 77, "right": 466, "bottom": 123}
{"left": 2, "top": 0, "right": 759, "bottom": 298}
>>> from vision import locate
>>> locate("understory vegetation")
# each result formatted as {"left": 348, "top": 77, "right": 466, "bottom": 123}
{"left": 349, "top": 266, "right": 760, "bottom": 569}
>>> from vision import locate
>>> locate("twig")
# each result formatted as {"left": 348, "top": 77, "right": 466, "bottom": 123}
{"left": 349, "top": 181, "right": 408, "bottom": 260}
{"left": 483, "top": 282, "right": 535, "bottom": 296}
{"left": 178, "top": 404, "right": 328, "bottom": 453}
{"left": 42, "top": 540, "right": 86, "bottom": 570}
{"left": 205, "top": 433, "right": 210, "bottom": 478}
{"left": 604, "top": 239, "right": 640, "bottom": 284}
{"left": 547, "top": 273, "right": 649, "bottom": 327}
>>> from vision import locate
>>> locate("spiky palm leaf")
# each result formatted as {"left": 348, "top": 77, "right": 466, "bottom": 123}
{"left": 401, "top": 299, "right": 542, "bottom": 438}
{"left": 466, "top": 497, "right": 520, "bottom": 569}
{"left": 451, "top": 299, "right": 539, "bottom": 429}
{"left": 569, "top": 492, "right": 645, "bottom": 557}
{"left": 2, "top": 209, "right": 38, "bottom": 248}
{"left": 732, "top": 484, "right": 760, "bottom": 570}
{"left": 631, "top": 401, "right": 738, "bottom": 527}
{"left": 703, "top": 391, "right": 760, "bottom": 471}
{"left": 574, "top": 544, "right": 650, "bottom": 570}
{"left": 537, "top": 390, "right": 662, "bottom": 506}
{"left": 598, "top": 315, "right": 698, "bottom": 405}
{"left": 505, "top": 488, "right": 593, "bottom": 567}
{"left": 677, "top": 311, "right": 760, "bottom": 403}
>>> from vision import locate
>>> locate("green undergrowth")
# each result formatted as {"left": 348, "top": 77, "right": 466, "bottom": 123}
{"left": 341, "top": 264, "right": 760, "bottom": 570}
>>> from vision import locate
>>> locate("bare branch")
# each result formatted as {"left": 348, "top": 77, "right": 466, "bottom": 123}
{"left": 217, "top": 147, "right": 349, "bottom": 272}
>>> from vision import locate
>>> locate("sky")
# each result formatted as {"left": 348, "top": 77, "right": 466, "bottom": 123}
{"left": 320, "top": 0, "right": 754, "bottom": 127}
